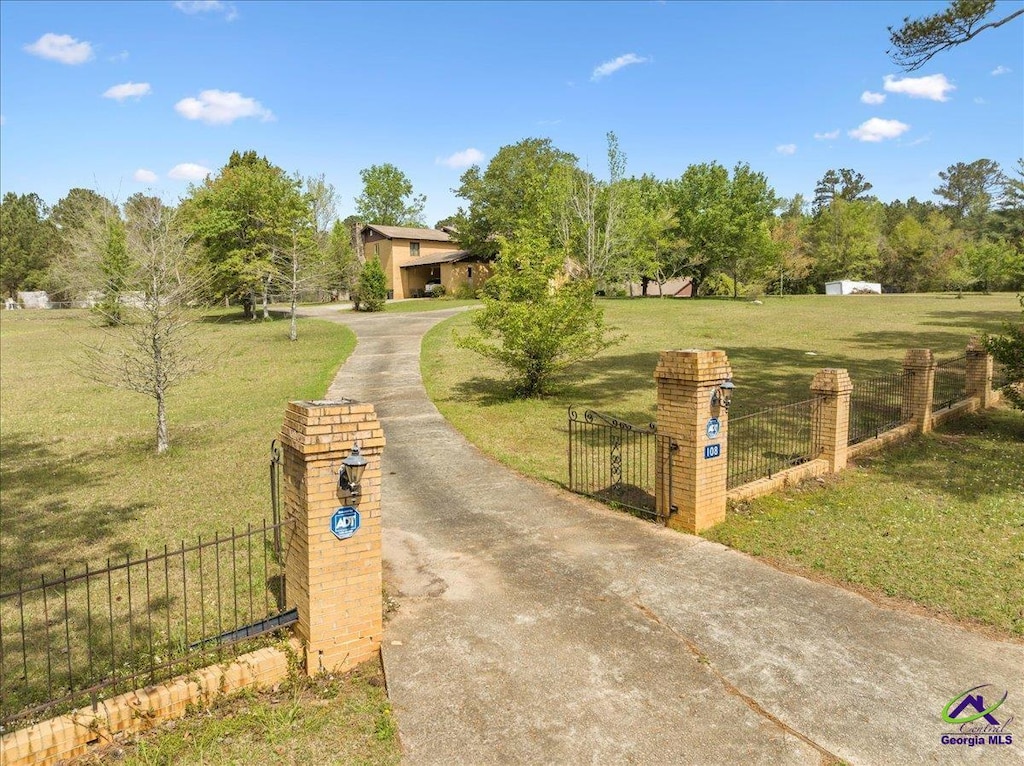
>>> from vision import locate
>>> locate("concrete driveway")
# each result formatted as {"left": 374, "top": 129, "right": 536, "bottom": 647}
{"left": 307, "top": 305, "right": 1024, "bottom": 766}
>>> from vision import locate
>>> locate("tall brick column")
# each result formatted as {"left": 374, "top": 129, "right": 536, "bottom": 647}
{"left": 965, "top": 337, "right": 994, "bottom": 409}
{"left": 655, "top": 350, "right": 732, "bottom": 534}
{"left": 278, "top": 400, "right": 385, "bottom": 676}
{"left": 902, "top": 349, "right": 936, "bottom": 433}
{"left": 810, "top": 368, "right": 853, "bottom": 472}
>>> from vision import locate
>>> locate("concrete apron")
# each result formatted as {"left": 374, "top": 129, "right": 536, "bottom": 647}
{"left": 311, "top": 307, "right": 1024, "bottom": 766}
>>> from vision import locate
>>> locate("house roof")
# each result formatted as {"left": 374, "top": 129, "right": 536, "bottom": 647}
{"left": 361, "top": 224, "right": 452, "bottom": 243}
{"left": 399, "top": 250, "right": 473, "bottom": 268}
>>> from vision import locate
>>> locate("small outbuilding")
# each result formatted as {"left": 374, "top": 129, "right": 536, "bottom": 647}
{"left": 824, "top": 280, "right": 882, "bottom": 296}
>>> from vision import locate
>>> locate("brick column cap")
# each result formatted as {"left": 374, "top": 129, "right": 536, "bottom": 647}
{"left": 655, "top": 349, "right": 732, "bottom": 383}
{"left": 966, "top": 336, "right": 987, "bottom": 355}
{"left": 810, "top": 368, "right": 853, "bottom": 395}
{"left": 902, "top": 348, "right": 935, "bottom": 369}
{"left": 280, "top": 399, "right": 385, "bottom": 455}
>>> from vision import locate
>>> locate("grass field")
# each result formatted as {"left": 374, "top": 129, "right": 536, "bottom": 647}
{"left": 384, "top": 297, "right": 480, "bottom": 313}
{"left": 0, "top": 309, "right": 355, "bottom": 584}
{"left": 422, "top": 293, "right": 1021, "bottom": 486}
{"left": 708, "top": 408, "right": 1024, "bottom": 636}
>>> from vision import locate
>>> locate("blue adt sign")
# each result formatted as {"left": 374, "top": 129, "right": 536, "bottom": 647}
{"left": 330, "top": 506, "right": 361, "bottom": 540}
{"left": 704, "top": 443, "right": 722, "bottom": 460}
{"left": 706, "top": 418, "right": 721, "bottom": 439}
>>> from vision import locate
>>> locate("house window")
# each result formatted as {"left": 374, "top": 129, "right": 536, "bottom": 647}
{"left": 467, "top": 266, "right": 473, "bottom": 279}
{"left": 374, "top": 243, "right": 380, "bottom": 256}
{"left": 410, "top": 242, "right": 420, "bottom": 258}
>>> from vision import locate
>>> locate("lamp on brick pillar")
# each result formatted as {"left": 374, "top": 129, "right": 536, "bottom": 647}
{"left": 654, "top": 349, "right": 732, "bottom": 534}
{"left": 279, "top": 399, "right": 385, "bottom": 677}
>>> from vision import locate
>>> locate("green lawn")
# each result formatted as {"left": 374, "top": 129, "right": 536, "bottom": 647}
{"left": 68, "top": 659, "right": 400, "bottom": 766}
{"left": 0, "top": 309, "right": 355, "bottom": 583}
{"left": 384, "top": 297, "right": 480, "bottom": 313}
{"left": 707, "top": 409, "right": 1024, "bottom": 637}
{"left": 422, "top": 293, "right": 1021, "bottom": 487}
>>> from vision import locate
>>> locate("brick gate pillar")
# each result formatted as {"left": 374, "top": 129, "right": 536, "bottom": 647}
{"left": 902, "top": 349, "right": 936, "bottom": 434}
{"left": 965, "top": 337, "right": 994, "bottom": 409}
{"left": 278, "top": 399, "right": 385, "bottom": 676}
{"left": 810, "top": 368, "right": 853, "bottom": 472}
{"left": 655, "top": 350, "right": 732, "bottom": 534}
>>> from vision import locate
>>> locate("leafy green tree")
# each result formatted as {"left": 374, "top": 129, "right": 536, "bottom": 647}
{"left": 454, "top": 138, "right": 577, "bottom": 258}
{"left": 455, "top": 235, "right": 615, "bottom": 397}
{"left": 182, "top": 151, "right": 308, "bottom": 317}
{"left": 957, "top": 238, "right": 1019, "bottom": 293}
{"left": 810, "top": 199, "right": 885, "bottom": 283}
{"left": 0, "top": 192, "right": 61, "bottom": 296}
{"left": 813, "top": 169, "right": 873, "bottom": 214}
{"left": 770, "top": 195, "right": 813, "bottom": 295}
{"left": 670, "top": 161, "right": 777, "bottom": 297}
{"left": 984, "top": 294, "right": 1024, "bottom": 410}
{"left": 354, "top": 163, "right": 426, "bottom": 226}
{"left": 934, "top": 159, "right": 1004, "bottom": 230}
{"left": 991, "top": 158, "right": 1024, "bottom": 256}
{"left": 356, "top": 257, "right": 387, "bottom": 312}
{"left": 888, "top": 0, "right": 1023, "bottom": 71}
{"left": 325, "top": 219, "right": 360, "bottom": 298}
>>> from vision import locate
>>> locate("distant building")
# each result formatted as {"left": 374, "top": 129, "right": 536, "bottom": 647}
{"left": 17, "top": 291, "right": 50, "bottom": 308}
{"left": 824, "top": 280, "right": 882, "bottom": 296}
{"left": 626, "top": 277, "right": 695, "bottom": 298}
{"left": 359, "top": 225, "right": 493, "bottom": 299}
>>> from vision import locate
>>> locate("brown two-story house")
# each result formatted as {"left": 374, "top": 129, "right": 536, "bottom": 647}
{"left": 360, "top": 224, "right": 492, "bottom": 300}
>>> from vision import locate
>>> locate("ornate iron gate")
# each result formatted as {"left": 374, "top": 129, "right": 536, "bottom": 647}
{"left": 567, "top": 407, "right": 675, "bottom": 523}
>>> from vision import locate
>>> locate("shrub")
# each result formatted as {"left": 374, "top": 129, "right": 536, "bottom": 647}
{"left": 455, "top": 237, "right": 617, "bottom": 397}
{"left": 452, "top": 282, "right": 477, "bottom": 300}
{"left": 985, "top": 294, "right": 1024, "bottom": 410}
{"left": 357, "top": 258, "right": 387, "bottom": 312}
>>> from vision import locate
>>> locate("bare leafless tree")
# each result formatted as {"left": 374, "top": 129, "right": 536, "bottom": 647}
{"left": 82, "top": 198, "right": 205, "bottom": 453}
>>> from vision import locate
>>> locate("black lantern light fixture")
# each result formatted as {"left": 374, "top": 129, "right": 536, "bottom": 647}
{"left": 711, "top": 379, "right": 735, "bottom": 412}
{"left": 338, "top": 441, "right": 368, "bottom": 499}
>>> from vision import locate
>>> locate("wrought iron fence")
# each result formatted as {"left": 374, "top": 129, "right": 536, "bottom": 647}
{"left": 993, "top": 361, "right": 1010, "bottom": 391}
{"left": 933, "top": 354, "right": 968, "bottom": 410}
{"left": 0, "top": 520, "right": 294, "bottom": 729}
{"left": 848, "top": 371, "right": 911, "bottom": 446}
{"left": 567, "top": 407, "right": 672, "bottom": 522}
{"left": 727, "top": 398, "right": 823, "bottom": 489}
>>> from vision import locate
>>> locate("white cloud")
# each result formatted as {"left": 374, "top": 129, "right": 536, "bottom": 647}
{"left": 903, "top": 134, "right": 931, "bottom": 147}
{"left": 133, "top": 168, "right": 158, "bottom": 183}
{"left": 109, "top": 50, "right": 129, "bottom": 62}
{"left": 883, "top": 73, "right": 955, "bottom": 101}
{"left": 592, "top": 53, "right": 649, "bottom": 81}
{"left": 437, "top": 148, "right": 485, "bottom": 168}
{"left": 0, "top": 115, "right": 5, "bottom": 127}
{"left": 991, "top": 65, "right": 1011, "bottom": 76}
{"left": 103, "top": 82, "right": 151, "bottom": 101}
{"left": 860, "top": 91, "right": 886, "bottom": 105}
{"left": 174, "top": 0, "right": 238, "bottom": 20}
{"left": 975, "top": 97, "right": 987, "bottom": 104}
{"left": 848, "top": 117, "right": 911, "bottom": 142}
{"left": 813, "top": 129, "right": 840, "bottom": 140}
{"left": 24, "top": 33, "right": 94, "bottom": 65}
{"left": 174, "top": 89, "right": 273, "bottom": 125}
{"left": 775, "top": 144, "right": 797, "bottom": 155}
{"left": 168, "top": 162, "right": 211, "bottom": 181}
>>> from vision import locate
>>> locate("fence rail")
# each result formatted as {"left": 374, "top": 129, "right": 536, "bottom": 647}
{"left": 933, "top": 354, "right": 968, "bottom": 410}
{"left": 567, "top": 407, "right": 670, "bottom": 521}
{"left": 727, "top": 398, "right": 823, "bottom": 489}
{"left": 0, "top": 520, "right": 293, "bottom": 728}
{"left": 848, "top": 370, "right": 911, "bottom": 446}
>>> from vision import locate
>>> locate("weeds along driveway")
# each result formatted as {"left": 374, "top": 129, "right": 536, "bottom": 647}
{"left": 306, "top": 306, "right": 1024, "bottom": 766}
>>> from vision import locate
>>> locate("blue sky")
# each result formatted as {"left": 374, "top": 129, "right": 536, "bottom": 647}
{"left": 1, "top": 0, "right": 1022, "bottom": 225}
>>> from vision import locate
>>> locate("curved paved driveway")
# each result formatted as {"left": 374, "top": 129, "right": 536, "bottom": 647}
{"left": 306, "top": 306, "right": 1023, "bottom": 766}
